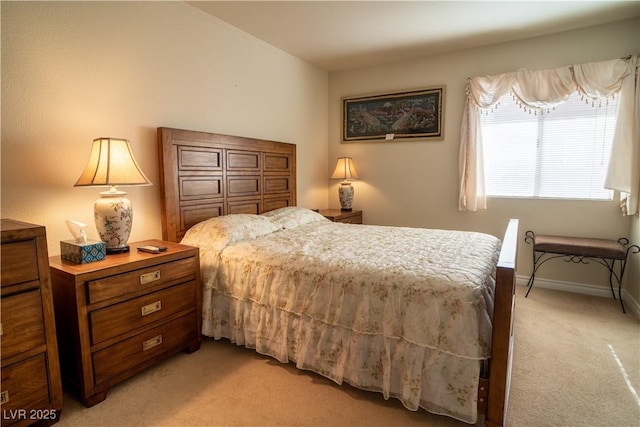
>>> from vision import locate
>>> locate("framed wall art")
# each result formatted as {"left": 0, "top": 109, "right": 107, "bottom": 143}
{"left": 342, "top": 86, "right": 445, "bottom": 142}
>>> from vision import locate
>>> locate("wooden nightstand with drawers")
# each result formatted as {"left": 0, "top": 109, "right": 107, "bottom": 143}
{"left": 1, "top": 219, "right": 63, "bottom": 427}
{"left": 49, "top": 239, "right": 201, "bottom": 407}
{"left": 319, "top": 209, "right": 363, "bottom": 224}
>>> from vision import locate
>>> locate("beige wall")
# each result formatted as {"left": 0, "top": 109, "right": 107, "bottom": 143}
{"left": 328, "top": 18, "right": 640, "bottom": 301}
{"left": 1, "top": 1, "right": 329, "bottom": 255}
{"left": 3, "top": 3, "right": 639, "bottom": 306}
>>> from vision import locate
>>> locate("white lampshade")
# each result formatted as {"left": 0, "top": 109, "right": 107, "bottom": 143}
{"left": 74, "top": 138, "right": 151, "bottom": 187}
{"left": 331, "top": 157, "right": 360, "bottom": 181}
{"left": 75, "top": 138, "right": 151, "bottom": 254}
{"left": 331, "top": 157, "right": 359, "bottom": 211}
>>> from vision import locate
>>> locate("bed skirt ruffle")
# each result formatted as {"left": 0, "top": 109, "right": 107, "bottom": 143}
{"left": 203, "top": 288, "right": 483, "bottom": 424}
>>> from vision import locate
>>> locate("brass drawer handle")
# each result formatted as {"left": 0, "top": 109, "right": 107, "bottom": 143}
{"left": 0, "top": 390, "right": 9, "bottom": 405}
{"left": 141, "top": 301, "right": 162, "bottom": 317}
{"left": 142, "top": 335, "right": 162, "bottom": 351}
{"left": 140, "top": 270, "right": 161, "bottom": 285}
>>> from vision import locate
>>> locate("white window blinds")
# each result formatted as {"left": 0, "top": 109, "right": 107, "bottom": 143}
{"left": 481, "top": 92, "right": 617, "bottom": 200}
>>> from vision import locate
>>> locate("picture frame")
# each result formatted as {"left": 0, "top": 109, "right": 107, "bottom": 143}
{"left": 342, "top": 86, "right": 445, "bottom": 142}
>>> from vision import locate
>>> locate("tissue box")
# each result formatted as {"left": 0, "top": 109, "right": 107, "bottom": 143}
{"left": 60, "top": 240, "right": 106, "bottom": 264}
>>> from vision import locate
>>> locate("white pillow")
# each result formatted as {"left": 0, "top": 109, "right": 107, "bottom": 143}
{"left": 261, "top": 206, "right": 329, "bottom": 229}
{"left": 180, "top": 214, "right": 280, "bottom": 291}
{"left": 181, "top": 214, "right": 280, "bottom": 251}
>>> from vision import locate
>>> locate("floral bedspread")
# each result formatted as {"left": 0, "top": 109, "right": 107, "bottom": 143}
{"left": 181, "top": 208, "right": 502, "bottom": 424}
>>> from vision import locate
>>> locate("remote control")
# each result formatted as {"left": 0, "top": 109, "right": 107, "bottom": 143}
{"left": 137, "top": 245, "right": 167, "bottom": 254}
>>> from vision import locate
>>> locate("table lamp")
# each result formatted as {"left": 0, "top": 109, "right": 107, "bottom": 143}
{"left": 74, "top": 137, "right": 151, "bottom": 254}
{"left": 331, "top": 157, "right": 359, "bottom": 211}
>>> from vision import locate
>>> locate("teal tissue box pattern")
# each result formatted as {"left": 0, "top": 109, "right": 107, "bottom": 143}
{"left": 60, "top": 240, "right": 106, "bottom": 264}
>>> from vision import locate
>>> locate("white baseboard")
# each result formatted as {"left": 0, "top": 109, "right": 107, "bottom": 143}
{"left": 515, "top": 274, "right": 640, "bottom": 320}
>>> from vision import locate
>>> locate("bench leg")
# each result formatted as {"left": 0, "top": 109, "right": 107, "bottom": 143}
{"left": 609, "top": 269, "right": 625, "bottom": 314}
{"left": 525, "top": 250, "right": 554, "bottom": 298}
{"left": 618, "top": 285, "right": 626, "bottom": 314}
{"left": 525, "top": 272, "right": 535, "bottom": 297}
{"left": 608, "top": 259, "right": 626, "bottom": 314}
{"left": 605, "top": 260, "right": 618, "bottom": 299}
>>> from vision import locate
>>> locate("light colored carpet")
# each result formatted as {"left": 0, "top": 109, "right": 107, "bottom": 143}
{"left": 56, "top": 286, "right": 640, "bottom": 427}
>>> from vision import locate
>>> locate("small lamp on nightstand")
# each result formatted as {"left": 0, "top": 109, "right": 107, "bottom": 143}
{"left": 331, "top": 157, "right": 359, "bottom": 211}
{"left": 74, "top": 137, "right": 151, "bottom": 254}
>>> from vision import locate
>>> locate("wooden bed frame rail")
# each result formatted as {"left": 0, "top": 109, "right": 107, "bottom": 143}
{"left": 485, "top": 218, "right": 518, "bottom": 427}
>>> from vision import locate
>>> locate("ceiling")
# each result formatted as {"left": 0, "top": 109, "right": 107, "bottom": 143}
{"left": 188, "top": 1, "right": 640, "bottom": 72}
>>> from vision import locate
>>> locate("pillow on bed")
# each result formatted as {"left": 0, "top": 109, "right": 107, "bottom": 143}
{"left": 180, "top": 214, "right": 280, "bottom": 292}
{"left": 260, "top": 206, "right": 329, "bottom": 229}
{"left": 181, "top": 214, "right": 280, "bottom": 251}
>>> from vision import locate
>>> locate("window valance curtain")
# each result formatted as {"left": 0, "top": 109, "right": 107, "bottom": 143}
{"left": 459, "top": 55, "right": 639, "bottom": 214}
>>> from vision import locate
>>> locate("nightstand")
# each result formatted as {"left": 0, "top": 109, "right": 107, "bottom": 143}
{"left": 49, "top": 239, "right": 201, "bottom": 407}
{"left": 319, "top": 209, "right": 363, "bottom": 224}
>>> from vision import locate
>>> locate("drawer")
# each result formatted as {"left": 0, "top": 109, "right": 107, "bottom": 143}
{"left": 340, "top": 213, "right": 362, "bottom": 224}
{"left": 1, "top": 354, "right": 51, "bottom": 420}
{"left": 0, "top": 290, "right": 46, "bottom": 361}
{"left": 92, "top": 313, "right": 197, "bottom": 386}
{"left": 87, "top": 257, "right": 196, "bottom": 304}
{"left": 90, "top": 281, "right": 196, "bottom": 345}
{"left": 1, "top": 240, "right": 39, "bottom": 288}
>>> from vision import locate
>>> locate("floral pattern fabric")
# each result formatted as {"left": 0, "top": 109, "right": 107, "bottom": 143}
{"left": 260, "top": 206, "right": 329, "bottom": 229}
{"left": 182, "top": 214, "right": 501, "bottom": 424}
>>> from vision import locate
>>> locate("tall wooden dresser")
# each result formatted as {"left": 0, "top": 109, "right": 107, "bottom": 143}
{"left": 1, "top": 219, "right": 63, "bottom": 426}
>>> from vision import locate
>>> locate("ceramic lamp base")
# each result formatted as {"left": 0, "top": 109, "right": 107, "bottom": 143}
{"left": 338, "top": 182, "right": 354, "bottom": 211}
{"left": 94, "top": 189, "right": 133, "bottom": 254}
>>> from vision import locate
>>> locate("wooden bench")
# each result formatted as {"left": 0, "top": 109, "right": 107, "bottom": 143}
{"left": 524, "top": 231, "right": 639, "bottom": 313}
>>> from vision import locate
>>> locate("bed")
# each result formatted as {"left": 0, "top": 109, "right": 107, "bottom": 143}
{"left": 157, "top": 127, "right": 518, "bottom": 426}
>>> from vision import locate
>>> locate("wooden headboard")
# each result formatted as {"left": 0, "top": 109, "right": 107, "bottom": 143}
{"left": 157, "top": 127, "right": 297, "bottom": 242}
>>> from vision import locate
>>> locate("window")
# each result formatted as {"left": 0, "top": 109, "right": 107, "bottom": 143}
{"left": 480, "top": 92, "right": 618, "bottom": 200}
